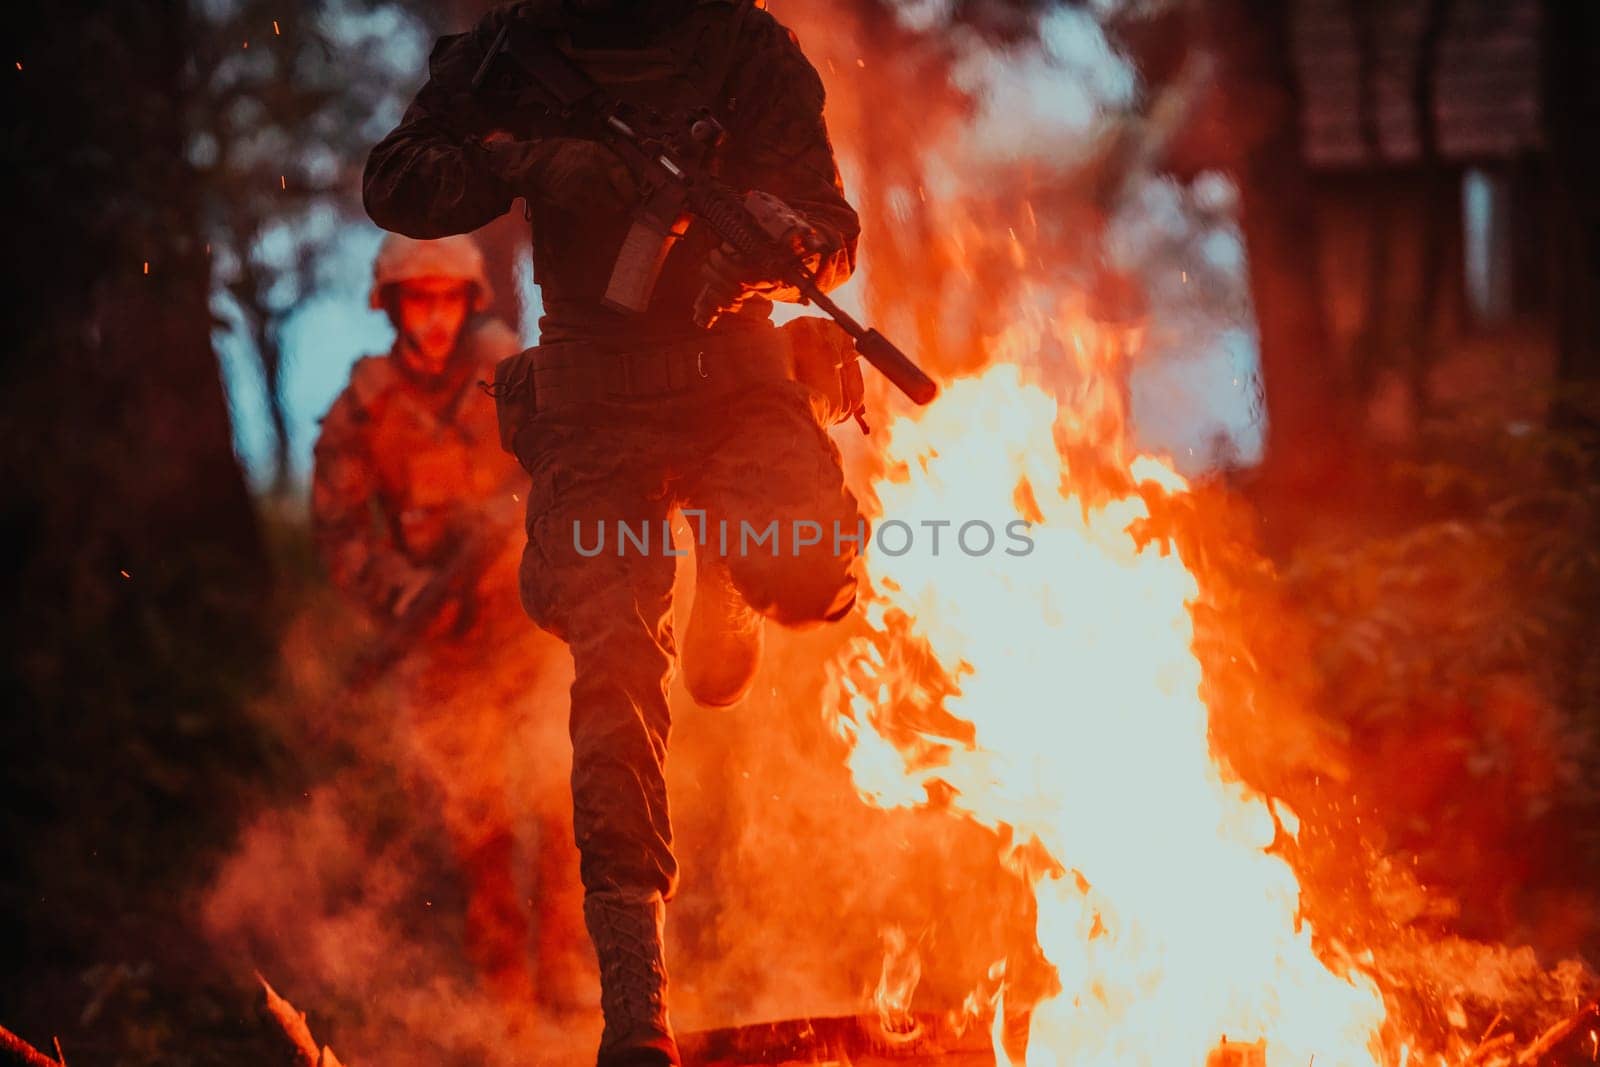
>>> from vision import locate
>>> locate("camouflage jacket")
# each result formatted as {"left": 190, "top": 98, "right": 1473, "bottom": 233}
{"left": 311, "top": 318, "right": 522, "bottom": 619}
{"left": 363, "top": 0, "right": 859, "bottom": 346}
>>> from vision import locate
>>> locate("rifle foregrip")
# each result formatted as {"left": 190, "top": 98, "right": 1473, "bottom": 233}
{"left": 857, "top": 330, "right": 939, "bottom": 406}
{"left": 695, "top": 186, "right": 771, "bottom": 260}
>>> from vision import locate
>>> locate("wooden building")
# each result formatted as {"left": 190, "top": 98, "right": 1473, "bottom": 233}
{"left": 1289, "top": 0, "right": 1556, "bottom": 431}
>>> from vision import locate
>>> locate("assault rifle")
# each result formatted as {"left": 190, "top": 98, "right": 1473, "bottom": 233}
{"left": 344, "top": 527, "right": 499, "bottom": 693}
{"left": 344, "top": 489, "right": 523, "bottom": 693}
{"left": 470, "top": 19, "right": 939, "bottom": 406}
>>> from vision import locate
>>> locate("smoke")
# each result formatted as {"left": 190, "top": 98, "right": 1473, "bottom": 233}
{"left": 777, "top": 0, "right": 1262, "bottom": 474}
{"left": 202, "top": 557, "right": 1033, "bottom": 1059}
{"left": 952, "top": 6, "right": 1137, "bottom": 167}
{"left": 1109, "top": 171, "right": 1264, "bottom": 469}
{"left": 202, "top": 577, "right": 595, "bottom": 1066}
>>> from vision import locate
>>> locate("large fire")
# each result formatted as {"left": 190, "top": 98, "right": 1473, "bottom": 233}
{"left": 827, "top": 308, "right": 1387, "bottom": 1065}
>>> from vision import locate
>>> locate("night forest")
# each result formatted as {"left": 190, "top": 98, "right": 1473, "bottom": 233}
{"left": 4, "top": 1, "right": 1600, "bottom": 1064}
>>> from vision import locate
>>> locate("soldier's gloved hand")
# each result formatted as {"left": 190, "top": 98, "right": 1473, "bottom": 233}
{"left": 695, "top": 192, "right": 833, "bottom": 327}
{"left": 389, "top": 568, "right": 469, "bottom": 640}
{"left": 387, "top": 566, "right": 436, "bottom": 619}
{"left": 479, "top": 134, "right": 637, "bottom": 217}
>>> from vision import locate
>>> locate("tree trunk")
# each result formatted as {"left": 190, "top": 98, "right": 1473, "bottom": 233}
{"left": 1348, "top": 0, "right": 1394, "bottom": 404}
{"left": 1542, "top": 0, "right": 1600, "bottom": 447}
{"left": 3, "top": 0, "right": 271, "bottom": 1006}
{"left": 5, "top": 1, "right": 269, "bottom": 660}
{"left": 263, "top": 326, "right": 294, "bottom": 496}
{"left": 1408, "top": 0, "right": 1457, "bottom": 423}
{"left": 1203, "top": 0, "right": 1349, "bottom": 486}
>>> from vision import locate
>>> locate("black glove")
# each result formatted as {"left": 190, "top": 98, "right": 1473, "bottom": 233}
{"left": 480, "top": 135, "right": 638, "bottom": 216}
{"left": 695, "top": 192, "right": 833, "bottom": 326}
{"left": 388, "top": 564, "right": 477, "bottom": 639}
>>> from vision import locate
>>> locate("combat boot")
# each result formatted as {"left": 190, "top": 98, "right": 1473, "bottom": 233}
{"left": 584, "top": 889, "right": 680, "bottom": 1067}
{"left": 682, "top": 551, "right": 764, "bottom": 707}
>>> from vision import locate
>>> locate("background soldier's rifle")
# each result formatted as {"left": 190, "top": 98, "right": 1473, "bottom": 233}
{"left": 344, "top": 530, "right": 489, "bottom": 693}
{"left": 470, "top": 18, "right": 940, "bottom": 407}
{"left": 344, "top": 489, "right": 523, "bottom": 693}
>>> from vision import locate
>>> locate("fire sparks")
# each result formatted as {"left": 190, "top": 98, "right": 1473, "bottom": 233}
{"left": 828, "top": 315, "right": 1386, "bottom": 1064}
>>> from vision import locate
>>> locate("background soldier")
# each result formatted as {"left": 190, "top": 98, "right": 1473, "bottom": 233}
{"left": 364, "top": 1, "right": 870, "bottom": 1063}
{"left": 311, "top": 233, "right": 588, "bottom": 1029}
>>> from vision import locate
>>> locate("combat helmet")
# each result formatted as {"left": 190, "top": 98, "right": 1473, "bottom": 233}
{"left": 369, "top": 233, "right": 494, "bottom": 312}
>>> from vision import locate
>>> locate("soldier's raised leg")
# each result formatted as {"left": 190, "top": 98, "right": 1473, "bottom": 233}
{"left": 686, "top": 379, "right": 864, "bottom": 647}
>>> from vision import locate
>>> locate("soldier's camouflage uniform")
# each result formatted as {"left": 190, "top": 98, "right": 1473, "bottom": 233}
{"left": 313, "top": 320, "right": 520, "bottom": 616}
{"left": 364, "top": 2, "right": 865, "bottom": 1060}
{"left": 311, "top": 317, "right": 589, "bottom": 1016}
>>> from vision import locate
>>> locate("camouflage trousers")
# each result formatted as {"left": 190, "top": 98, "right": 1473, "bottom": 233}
{"left": 515, "top": 377, "right": 863, "bottom": 899}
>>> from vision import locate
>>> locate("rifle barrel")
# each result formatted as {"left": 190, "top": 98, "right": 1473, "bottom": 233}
{"left": 799, "top": 279, "right": 939, "bottom": 406}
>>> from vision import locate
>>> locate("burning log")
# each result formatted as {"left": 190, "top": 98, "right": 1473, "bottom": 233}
{"left": 1453, "top": 999, "right": 1600, "bottom": 1067}
{"left": 681, "top": 1001, "right": 1600, "bottom": 1067}
{"left": 1463, "top": 1033, "right": 1519, "bottom": 1066}
{"left": 1513, "top": 1000, "right": 1599, "bottom": 1066}
{"left": 257, "top": 975, "right": 347, "bottom": 1067}
{"left": 0, "top": 1027, "right": 62, "bottom": 1067}
{"left": 680, "top": 1012, "right": 996, "bottom": 1066}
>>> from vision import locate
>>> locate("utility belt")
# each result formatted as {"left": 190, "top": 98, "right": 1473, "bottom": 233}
{"left": 486, "top": 318, "right": 865, "bottom": 457}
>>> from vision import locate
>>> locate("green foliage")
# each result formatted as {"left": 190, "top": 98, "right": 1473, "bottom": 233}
{"left": 1286, "top": 404, "right": 1600, "bottom": 950}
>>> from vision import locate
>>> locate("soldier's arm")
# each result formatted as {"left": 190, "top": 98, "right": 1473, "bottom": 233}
{"left": 723, "top": 11, "right": 861, "bottom": 296}
{"left": 311, "top": 389, "right": 425, "bottom": 618}
{"left": 363, "top": 16, "right": 516, "bottom": 239}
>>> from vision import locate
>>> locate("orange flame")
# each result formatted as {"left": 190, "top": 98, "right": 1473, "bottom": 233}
{"left": 873, "top": 925, "right": 923, "bottom": 1037}
{"left": 829, "top": 307, "right": 1387, "bottom": 1065}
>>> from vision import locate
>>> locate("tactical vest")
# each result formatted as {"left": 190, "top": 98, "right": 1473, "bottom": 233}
{"left": 477, "top": 0, "right": 762, "bottom": 340}
{"left": 347, "top": 319, "right": 519, "bottom": 562}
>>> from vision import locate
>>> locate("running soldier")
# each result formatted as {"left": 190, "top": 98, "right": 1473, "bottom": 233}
{"left": 365, "top": 4, "right": 868, "bottom": 1062}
